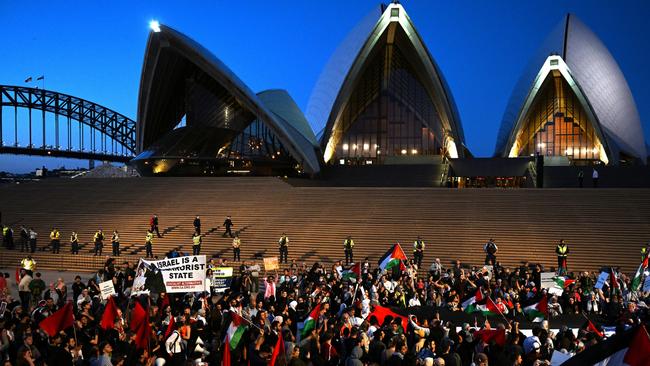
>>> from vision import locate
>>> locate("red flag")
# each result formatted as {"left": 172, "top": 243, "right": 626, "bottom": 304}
{"left": 223, "top": 334, "right": 231, "bottom": 366}
{"left": 587, "top": 319, "right": 604, "bottom": 338}
{"left": 40, "top": 302, "right": 74, "bottom": 336}
{"left": 623, "top": 325, "right": 650, "bottom": 366}
{"left": 100, "top": 297, "right": 119, "bottom": 330}
{"left": 269, "top": 331, "right": 285, "bottom": 366}
{"left": 473, "top": 328, "right": 507, "bottom": 347}
{"left": 367, "top": 305, "right": 408, "bottom": 332}
{"left": 164, "top": 315, "right": 176, "bottom": 339}
{"left": 610, "top": 268, "right": 619, "bottom": 293}
{"left": 130, "top": 301, "right": 150, "bottom": 349}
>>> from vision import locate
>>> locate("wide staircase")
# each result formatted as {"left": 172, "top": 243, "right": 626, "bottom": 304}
{"left": 0, "top": 177, "right": 648, "bottom": 274}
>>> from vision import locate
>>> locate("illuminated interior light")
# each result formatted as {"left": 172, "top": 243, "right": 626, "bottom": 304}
{"left": 352, "top": 144, "right": 357, "bottom": 150}
{"left": 342, "top": 144, "right": 349, "bottom": 151}
{"left": 363, "top": 143, "right": 369, "bottom": 150}
{"left": 411, "top": 149, "right": 418, "bottom": 155}
{"left": 401, "top": 149, "right": 407, "bottom": 155}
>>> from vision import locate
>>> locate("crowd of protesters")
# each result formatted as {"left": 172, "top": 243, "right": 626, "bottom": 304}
{"left": 1, "top": 242, "right": 649, "bottom": 366}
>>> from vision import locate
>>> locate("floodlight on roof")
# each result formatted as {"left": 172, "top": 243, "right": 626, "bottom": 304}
{"left": 149, "top": 20, "right": 161, "bottom": 33}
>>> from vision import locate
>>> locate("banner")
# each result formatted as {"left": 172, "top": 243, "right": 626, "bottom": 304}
{"left": 133, "top": 255, "right": 207, "bottom": 294}
{"left": 644, "top": 275, "right": 650, "bottom": 292}
{"left": 541, "top": 272, "right": 563, "bottom": 296}
{"left": 594, "top": 272, "right": 609, "bottom": 290}
{"left": 99, "top": 280, "right": 116, "bottom": 300}
{"left": 264, "top": 257, "right": 279, "bottom": 271}
{"left": 212, "top": 267, "right": 233, "bottom": 293}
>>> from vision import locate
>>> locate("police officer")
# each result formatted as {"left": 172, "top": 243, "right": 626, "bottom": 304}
{"left": 484, "top": 238, "right": 498, "bottom": 266}
{"left": 49, "top": 228, "right": 61, "bottom": 254}
{"left": 413, "top": 236, "right": 425, "bottom": 268}
{"left": 70, "top": 231, "right": 79, "bottom": 255}
{"left": 193, "top": 215, "right": 201, "bottom": 235}
{"left": 21, "top": 255, "right": 36, "bottom": 277}
{"left": 555, "top": 239, "right": 569, "bottom": 275}
{"left": 232, "top": 234, "right": 241, "bottom": 261}
{"left": 343, "top": 236, "right": 355, "bottom": 265}
{"left": 192, "top": 230, "right": 202, "bottom": 255}
{"left": 94, "top": 229, "right": 104, "bottom": 256}
{"left": 3, "top": 224, "right": 14, "bottom": 249}
{"left": 20, "top": 226, "right": 29, "bottom": 252}
{"left": 278, "top": 233, "right": 289, "bottom": 264}
{"left": 145, "top": 229, "right": 154, "bottom": 258}
{"left": 111, "top": 230, "right": 120, "bottom": 256}
{"left": 223, "top": 216, "right": 234, "bottom": 238}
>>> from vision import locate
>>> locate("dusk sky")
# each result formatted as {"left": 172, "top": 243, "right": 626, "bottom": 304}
{"left": 1, "top": 0, "right": 649, "bottom": 173}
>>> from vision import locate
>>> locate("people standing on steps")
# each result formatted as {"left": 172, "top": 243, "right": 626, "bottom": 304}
{"left": 28, "top": 228, "right": 37, "bottom": 253}
{"left": 344, "top": 236, "right": 355, "bottom": 265}
{"left": 413, "top": 236, "right": 425, "bottom": 269}
{"left": 93, "top": 229, "right": 104, "bottom": 256}
{"left": 70, "top": 231, "right": 79, "bottom": 255}
{"left": 232, "top": 234, "right": 241, "bottom": 261}
{"left": 577, "top": 170, "right": 584, "bottom": 188}
{"left": 145, "top": 229, "right": 155, "bottom": 258}
{"left": 150, "top": 214, "right": 162, "bottom": 238}
{"left": 484, "top": 238, "right": 498, "bottom": 266}
{"left": 556, "top": 239, "right": 569, "bottom": 275}
{"left": 3, "top": 224, "right": 14, "bottom": 250}
{"left": 223, "top": 215, "right": 233, "bottom": 238}
{"left": 278, "top": 233, "right": 289, "bottom": 264}
{"left": 592, "top": 168, "right": 599, "bottom": 188}
{"left": 192, "top": 230, "right": 202, "bottom": 255}
{"left": 193, "top": 215, "right": 201, "bottom": 235}
{"left": 20, "top": 226, "right": 29, "bottom": 252}
{"left": 49, "top": 228, "right": 60, "bottom": 254}
{"left": 112, "top": 230, "right": 120, "bottom": 256}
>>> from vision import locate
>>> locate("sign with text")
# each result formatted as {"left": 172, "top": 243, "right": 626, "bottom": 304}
{"left": 99, "top": 280, "right": 116, "bottom": 300}
{"left": 595, "top": 272, "right": 609, "bottom": 290}
{"left": 264, "top": 257, "right": 279, "bottom": 271}
{"left": 212, "top": 267, "right": 233, "bottom": 293}
{"left": 133, "top": 255, "right": 207, "bottom": 294}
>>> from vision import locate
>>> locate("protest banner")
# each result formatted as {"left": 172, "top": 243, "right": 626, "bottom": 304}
{"left": 133, "top": 255, "right": 207, "bottom": 294}
{"left": 594, "top": 272, "right": 609, "bottom": 290}
{"left": 99, "top": 280, "right": 116, "bottom": 300}
{"left": 264, "top": 257, "right": 279, "bottom": 271}
{"left": 541, "top": 272, "right": 563, "bottom": 296}
{"left": 212, "top": 267, "right": 233, "bottom": 293}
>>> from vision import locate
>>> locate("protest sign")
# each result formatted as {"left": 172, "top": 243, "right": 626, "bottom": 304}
{"left": 643, "top": 275, "right": 650, "bottom": 292}
{"left": 99, "top": 280, "right": 116, "bottom": 300}
{"left": 541, "top": 272, "right": 563, "bottom": 296}
{"left": 133, "top": 255, "right": 207, "bottom": 294}
{"left": 212, "top": 267, "right": 233, "bottom": 293}
{"left": 595, "top": 272, "right": 609, "bottom": 290}
{"left": 264, "top": 257, "right": 279, "bottom": 271}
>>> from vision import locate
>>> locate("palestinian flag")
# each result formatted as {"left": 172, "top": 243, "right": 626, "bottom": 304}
{"left": 554, "top": 276, "right": 576, "bottom": 289}
{"left": 523, "top": 295, "right": 547, "bottom": 322}
{"left": 462, "top": 289, "right": 483, "bottom": 313}
{"left": 472, "top": 297, "right": 506, "bottom": 317}
{"left": 378, "top": 244, "right": 407, "bottom": 272}
{"left": 300, "top": 303, "right": 322, "bottom": 338}
{"left": 227, "top": 312, "right": 247, "bottom": 350}
{"left": 341, "top": 263, "right": 361, "bottom": 281}
{"left": 610, "top": 268, "right": 621, "bottom": 295}
{"left": 561, "top": 325, "right": 650, "bottom": 366}
{"left": 631, "top": 253, "right": 649, "bottom": 292}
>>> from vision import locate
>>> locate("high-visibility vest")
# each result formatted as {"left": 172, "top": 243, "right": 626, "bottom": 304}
{"left": 192, "top": 235, "right": 201, "bottom": 246}
{"left": 146, "top": 232, "right": 154, "bottom": 243}
{"left": 2, "top": 227, "right": 8, "bottom": 236}
{"left": 414, "top": 240, "right": 425, "bottom": 251}
{"left": 94, "top": 232, "right": 103, "bottom": 241}
{"left": 557, "top": 245, "right": 568, "bottom": 257}
{"left": 50, "top": 231, "right": 60, "bottom": 240}
{"left": 21, "top": 258, "right": 36, "bottom": 271}
{"left": 344, "top": 239, "right": 354, "bottom": 249}
{"left": 232, "top": 238, "right": 240, "bottom": 248}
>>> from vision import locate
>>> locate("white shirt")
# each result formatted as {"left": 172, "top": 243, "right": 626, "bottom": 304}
{"left": 165, "top": 330, "right": 182, "bottom": 354}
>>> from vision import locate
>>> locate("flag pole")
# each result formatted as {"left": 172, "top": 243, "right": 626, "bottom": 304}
{"left": 72, "top": 301, "right": 78, "bottom": 344}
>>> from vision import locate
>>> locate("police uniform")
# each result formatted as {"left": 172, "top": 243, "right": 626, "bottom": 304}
{"left": 49, "top": 229, "right": 61, "bottom": 253}
{"left": 556, "top": 242, "right": 569, "bottom": 275}
{"left": 344, "top": 238, "right": 355, "bottom": 264}
{"left": 192, "top": 232, "right": 202, "bottom": 255}
{"left": 278, "top": 235, "right": 289, "bottom": 263}
{"left": 70, "top": 232, "right": 79, "bottom": 254}
{"left": 232, "top": 237, "right": 241, "bottom": 261}
{"left": 94, "top": 230, "right": 104, "bottom": 256}
{"left": 484, "top": 240, "right": 498, "bottom": 266}
{"left": 145, "top": 231, "right": 154, "bottom": 257}
{"left": 413, "top": 239, "right": 425, "bottom": 268}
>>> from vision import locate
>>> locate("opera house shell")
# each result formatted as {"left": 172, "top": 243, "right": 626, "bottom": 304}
{"left": 132, "top": 25, "right": 321, "bottom": 176}
{"left": 495, "top": 14, "right": 646, "bottom": 165}
{"left": 311, "top": 3, "right": 467, "bottom": 166}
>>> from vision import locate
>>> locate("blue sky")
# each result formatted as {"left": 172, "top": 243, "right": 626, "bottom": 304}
{"left": 1, "top": 0, "right": 648, "bottom": 173}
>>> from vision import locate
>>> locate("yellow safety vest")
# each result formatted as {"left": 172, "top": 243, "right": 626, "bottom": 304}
{"left": 94, "top": 232, "right": 103, "bottom": 241}
{"left": 344, "top": 239, "right": 354, "bottom": 249}
{"left": 146, "top": 233, "right": 154, "bottom": 243}
{"left": 193, "top": 235, "right": 201, "bottom": 246}
{"left": 557, "top": 245, "right": 568, "bottom": 256}
{"left": 2, "top": 227, "right": 8, "bottom": 236}
{"left": 232, "top": 238, "right": 240, "bottom": 248}
{"left": 21, "top": 258, "right": 36, "bottom": 271}
{"left": 414, "top": 240, "right": 425, "bottom": 251}
{"left": 50, "top": 231, "right": 60, "bottom": 240}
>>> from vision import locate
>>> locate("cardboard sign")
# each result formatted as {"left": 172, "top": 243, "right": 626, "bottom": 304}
{"left": 133, "top": 255, "right": 207, "bottom": 294}
{"left": 540, "top": 272, "right": 563, "bottom": 295}
{"left": 595, "top": 272, "right": 609, "bottom": 290}
{"left": 99, "top": 280, "right": 116, "bottom": 300}
{"left": 264, "top": 257, "right": 279, "bottom": 271}
{"left": 212, "top": 267, "right": 233, "bottom": 293}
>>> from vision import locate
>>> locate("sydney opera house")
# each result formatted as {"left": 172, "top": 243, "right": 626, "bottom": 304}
{"left": 131, "top": 3, "right": 646, "bottom": 179}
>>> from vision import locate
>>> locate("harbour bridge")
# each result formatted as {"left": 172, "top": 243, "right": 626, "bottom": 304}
{"left": 0, "top": 85, "right": 136, "bottom": 163}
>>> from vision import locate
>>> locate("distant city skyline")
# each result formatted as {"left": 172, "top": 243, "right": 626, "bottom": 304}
{"left": 1, "top": 0, "right": 648, "bottom": 173}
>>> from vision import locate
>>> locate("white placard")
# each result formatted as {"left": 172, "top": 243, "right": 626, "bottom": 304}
{"left": 541, "top": 272, "right": 563, "bottom": 295}
{"left": 133, "top": 255, "right": 207, "bottom": 293}
{"left": 99, "top": 280, "right": 116, "bottom": 300}
{"left": 595, "top": 272, "right": 609, "bottom": 290}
